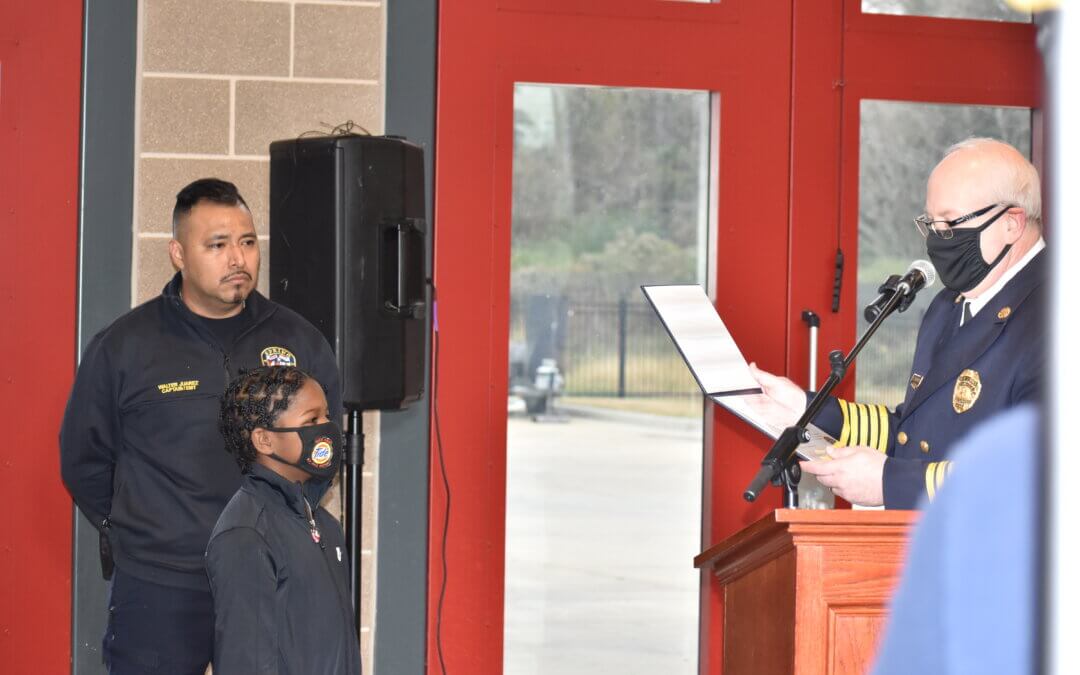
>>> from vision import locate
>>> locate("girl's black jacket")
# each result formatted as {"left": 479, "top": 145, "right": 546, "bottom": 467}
{"left": 206, "top": 464, "right": 361, "bottom": 675}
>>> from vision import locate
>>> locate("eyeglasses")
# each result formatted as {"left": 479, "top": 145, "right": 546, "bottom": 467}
{"left": 914, "top": 204, "right": 1010, "bottom": 239}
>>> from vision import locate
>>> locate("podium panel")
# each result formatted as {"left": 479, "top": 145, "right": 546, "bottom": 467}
{"left": 695, "top": 510, "right": 917, "bottom": 675}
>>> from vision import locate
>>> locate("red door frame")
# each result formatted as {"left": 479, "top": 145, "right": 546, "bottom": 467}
{"left": 0, "top": 1, "right": 82, "bottom": 671}
{"left": 432, "top": 2, "right": 1040, "bottom": 673}
{"left": 433, "top": 1, "right": 795, "bottom": 672}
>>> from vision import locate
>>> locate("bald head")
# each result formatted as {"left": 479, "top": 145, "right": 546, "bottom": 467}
{"left": 929, "top": 138, "right": 1042, "bottom": 230}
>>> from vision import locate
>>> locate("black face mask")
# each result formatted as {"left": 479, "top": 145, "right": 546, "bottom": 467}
{"left": 266, "top": 421, "right": 343, "bottom": 479}
{"left": 925, "top": 206, "right": 1012, "bottom": 293}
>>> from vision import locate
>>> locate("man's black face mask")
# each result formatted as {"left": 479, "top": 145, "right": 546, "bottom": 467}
{"left": 925, "top": 206, "right": 1012, "bottom": 293}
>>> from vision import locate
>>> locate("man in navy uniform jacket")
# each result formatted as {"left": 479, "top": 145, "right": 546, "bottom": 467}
{"left": 751, "top": 138, "right": 1046, "bottom": 509}
{"left": 59, "top": 179, "right": 342, "bottom": 674}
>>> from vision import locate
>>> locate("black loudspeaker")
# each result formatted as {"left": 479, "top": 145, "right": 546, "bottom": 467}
{"left": 269, "top": 135, "right": 427, "bottom": 410}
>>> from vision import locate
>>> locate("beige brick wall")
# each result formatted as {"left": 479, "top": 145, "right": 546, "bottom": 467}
{"left": 133, "top": 0, "right": 385, "bottom": 666}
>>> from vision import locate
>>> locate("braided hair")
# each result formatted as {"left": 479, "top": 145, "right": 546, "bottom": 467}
{"left": 219, "top": 366, "right": 312, "bottom": 472}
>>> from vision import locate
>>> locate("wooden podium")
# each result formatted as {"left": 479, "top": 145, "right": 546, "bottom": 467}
{"left": 695, "top": 509, "right": 917, "bottom": 675}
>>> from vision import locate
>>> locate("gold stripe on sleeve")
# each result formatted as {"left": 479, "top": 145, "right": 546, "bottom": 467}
{"left": 935, "top": 461, "right": 948, "bottom": 491}
{"left": 846, "top": 402, "right": 855, "bottom": 445}
{"left": 877, "top": 405, "right": 890, "bottom": 453}
{"left": 926, "top": 462, "right": 938, "bottom": 502}
{"left": 838, "top": 399, "right": 851, "bottom": 446}
{"left": 857, "top": 404, "right": 869, "bottom": 447}
{"left": 868, "top": 403, "right": 879, "bottom": 451}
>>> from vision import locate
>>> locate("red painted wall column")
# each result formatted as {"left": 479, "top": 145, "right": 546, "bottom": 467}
{"left": 0, "top": 1, "right": 83, "bottom": 671}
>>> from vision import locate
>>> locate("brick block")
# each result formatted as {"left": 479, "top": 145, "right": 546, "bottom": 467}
{"left": 143, "top": 0, "right": 289, "bottom": 76}
{"left": 294, "top": 4, "right": 383, "bottom": 80}
{"left": 141, "top": 77, "right": 230, "bottom": 154}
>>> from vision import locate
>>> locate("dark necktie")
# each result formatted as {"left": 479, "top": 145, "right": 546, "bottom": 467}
{"left": 961, "top": 301, "right": 973, "bottom": 326}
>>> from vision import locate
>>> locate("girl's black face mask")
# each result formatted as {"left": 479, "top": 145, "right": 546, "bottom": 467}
{"left": 266, "top": 421, "right": 343, "bottom": 479}
{"left": 925, "top": 206, "right": 1012, "bottom": 293}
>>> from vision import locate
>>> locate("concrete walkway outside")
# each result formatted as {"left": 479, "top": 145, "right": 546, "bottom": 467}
{"left": 504, "top": 409, "right": 703, "bottom": 674}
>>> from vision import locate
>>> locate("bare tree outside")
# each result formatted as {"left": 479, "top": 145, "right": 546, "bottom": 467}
{"left": 511, "top": 85, "right": 707, "bottom": 404}
{"left": 512, "top": 85, "right": 704, "bottom": 302}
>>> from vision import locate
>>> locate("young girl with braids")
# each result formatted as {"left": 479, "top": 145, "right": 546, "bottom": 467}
{"left": 207, "top": 366, "right": 361, "bottom": 674}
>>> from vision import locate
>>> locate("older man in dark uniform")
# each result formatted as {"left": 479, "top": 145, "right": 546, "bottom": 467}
{"left": 750, "top": 138, "right": 1046, "bottom": 509}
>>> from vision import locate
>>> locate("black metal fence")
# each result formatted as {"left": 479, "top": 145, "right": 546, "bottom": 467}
{"left": 510, "top": 293, "right": 698, "bottom": 398}
{"left": 509, "top": 287, "right": 929, "bottom": 403}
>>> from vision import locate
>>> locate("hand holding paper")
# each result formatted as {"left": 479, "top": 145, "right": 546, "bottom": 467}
{"left": 746, "top": 362, "right": 806, "bottom": 427}
{"left": 800, "top": 446, "right": 885, "bottom": 506}
{"left": 641, "top": 284, "right": 837, "bottom": 461}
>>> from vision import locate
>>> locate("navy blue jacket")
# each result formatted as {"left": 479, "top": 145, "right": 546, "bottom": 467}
{"left": 206, "top": 464, "right": 360, "bottom": 675}
{"left": 814, "top": 251, "right": 1046, "bottom": 508}
{"left": 60, "top": 272, "right": 342, "bottom": 589}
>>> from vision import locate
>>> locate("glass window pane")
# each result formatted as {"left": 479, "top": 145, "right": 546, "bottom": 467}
{"left": 857, "top": 100, "right": 1031, "bottom": 406}
{"left": 506, "top": 84, "right": 708, "bottom": 674}
{"left": 862, "top": 0, "right": 1030, "bottom": 22}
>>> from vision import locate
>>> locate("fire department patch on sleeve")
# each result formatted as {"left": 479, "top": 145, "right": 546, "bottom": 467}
{"left": 260, "top": 346, "right": 298, "bottom": 367}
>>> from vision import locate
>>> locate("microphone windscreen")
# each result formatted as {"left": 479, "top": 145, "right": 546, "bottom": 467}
{"left": 908, "top": 259, "right": 936, "bottom": 288}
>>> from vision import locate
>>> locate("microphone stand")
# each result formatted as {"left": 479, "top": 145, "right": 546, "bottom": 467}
{"left": 743, "top": 285, "right": 911, "bottom": 505}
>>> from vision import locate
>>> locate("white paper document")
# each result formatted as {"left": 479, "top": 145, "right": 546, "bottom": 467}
{"left": 641, "top": 284, "right": 836, "bottom": 461}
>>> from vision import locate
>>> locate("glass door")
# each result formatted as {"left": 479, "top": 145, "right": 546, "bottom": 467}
{"left": 505, "top": 84, "right": 709, "bottom": 674}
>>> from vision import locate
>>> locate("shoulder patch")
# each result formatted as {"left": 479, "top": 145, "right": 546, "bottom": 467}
{"left": 260, "top": 346, "right": 297, "bottom": 367}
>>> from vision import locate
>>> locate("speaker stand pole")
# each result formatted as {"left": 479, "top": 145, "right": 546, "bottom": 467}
{"left": 345, "top": 408, "right": 364, "bottom": 634}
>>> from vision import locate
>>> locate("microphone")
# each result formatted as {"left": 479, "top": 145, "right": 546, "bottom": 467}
{"left": 896, "top": 259, "right": 936, "bottom": 295}
{"left": 863, "top": 260, "right": 937, "bottom": 322}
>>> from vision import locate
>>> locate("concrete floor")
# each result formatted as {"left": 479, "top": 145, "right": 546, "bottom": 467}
{"left": 504, "top": 411, "right": 703, "bottom": 675}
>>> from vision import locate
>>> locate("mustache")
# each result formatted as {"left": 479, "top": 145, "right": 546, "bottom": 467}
{"left": 221, "top": 271, "right": 253, "bottom": 283}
